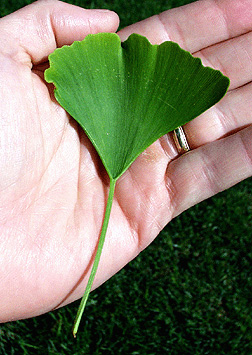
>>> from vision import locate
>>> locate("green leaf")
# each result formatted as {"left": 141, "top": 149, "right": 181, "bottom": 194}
{"left": 44, "top": 33, "right": 229, "bottom": 336}
{"left": 45, "top": 33, "right": 229, "bottom": 180}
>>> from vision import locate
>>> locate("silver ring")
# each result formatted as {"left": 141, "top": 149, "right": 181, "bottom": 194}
{"left": 173, "top": 126, "right": 190, "bottom": 154}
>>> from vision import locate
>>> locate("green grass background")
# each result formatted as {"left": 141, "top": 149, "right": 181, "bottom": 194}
{"left": 0, "top": 0, "right": 252, "bottom": 354}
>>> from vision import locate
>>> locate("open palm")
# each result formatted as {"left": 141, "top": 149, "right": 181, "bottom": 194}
{"left": 0, "top": 0, "right": 251, "bottom": 323}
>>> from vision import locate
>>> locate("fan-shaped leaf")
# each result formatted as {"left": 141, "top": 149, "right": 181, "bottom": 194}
{"left": 44, "top": 33, "right": 229, "bottom": 336}
{"left": 45, "top": 33, "right": 229, "bottom": 180}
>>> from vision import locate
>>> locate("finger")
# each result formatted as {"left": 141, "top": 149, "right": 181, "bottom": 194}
{"left": 166, "top": 125, "right": 252, "bottom": 218}
{"left": 118, "top": 0, "right": 252, "bottom": 51}
{"left": 195, "top": 31, "right": 252, "bottom": 91}
{"left": 119, "top": 0, "right": 252, "bottom": 152}
{"left": 0, "top": 0, "right": 119, "bottom": 65}
{"left": 181, "top": 33, "right": 252, "bottom": 148}
{"left": 185, "top": 83, "right": 252, "bottom": 149}
{"left": 183, "top": 30, "right": 252, "bottom": 148}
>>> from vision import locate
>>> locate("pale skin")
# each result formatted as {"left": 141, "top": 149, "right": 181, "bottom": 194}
{"left": 0, "top": 0, "right": 251, "bottom": 323}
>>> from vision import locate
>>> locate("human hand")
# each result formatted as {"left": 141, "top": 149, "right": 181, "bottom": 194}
{"left": 0, "top": 0, "right": 251, "bottom": 323}
{"left": 118, "top": 0, "right": 252, "bottom": 216}
{"left": 0, "top": 0, "right": 120, "bottom": 322}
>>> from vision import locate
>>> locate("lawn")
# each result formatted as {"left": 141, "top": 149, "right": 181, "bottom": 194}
{"left": 0, "top": 0, "right": 252, "bottom": 354}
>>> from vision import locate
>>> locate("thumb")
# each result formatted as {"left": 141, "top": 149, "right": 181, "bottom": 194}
{"left": 0, "top": 0, "right": 119, "bottom": 65}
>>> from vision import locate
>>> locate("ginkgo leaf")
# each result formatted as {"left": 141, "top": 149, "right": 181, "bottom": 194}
{"left": 44, "top": 32, "right": 229, "bottom": 337}
{"left": 45, "top": 32, "right": 229, "bottom": 180}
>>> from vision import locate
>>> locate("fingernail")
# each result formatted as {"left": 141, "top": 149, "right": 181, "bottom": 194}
{"left": 93, "top": 9, "right": 111, "bottom": 13}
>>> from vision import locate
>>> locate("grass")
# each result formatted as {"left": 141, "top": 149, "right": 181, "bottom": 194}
{"left": 0, "top": 0, "right": 252, "bottom": 354}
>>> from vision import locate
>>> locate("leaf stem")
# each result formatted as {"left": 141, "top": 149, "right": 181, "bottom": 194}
{"left": 72, "top": 178, "right": 117, "bottom": 337}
